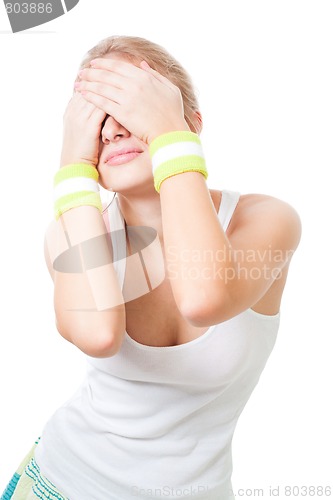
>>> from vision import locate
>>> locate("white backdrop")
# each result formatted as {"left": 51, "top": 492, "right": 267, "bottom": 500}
{"left": 0, "top": 1, "right": 332, "bottom": 498}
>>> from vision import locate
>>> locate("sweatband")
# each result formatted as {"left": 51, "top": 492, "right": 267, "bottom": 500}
{"left": 54, "top": 163, "right": 102, "bottom": 220}
{"left": 149, "top": 131, "right": 208, "bottom": 193}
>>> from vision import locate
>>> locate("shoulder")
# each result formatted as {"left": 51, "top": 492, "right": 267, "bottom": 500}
{"left": 230, "top": 192, "right": 302, "bottom": 253}
{"left": 236, "top": 192, "right": 301, "bottom": 220}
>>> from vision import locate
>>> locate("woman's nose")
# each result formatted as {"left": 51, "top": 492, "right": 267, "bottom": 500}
{"left": 101, "top": 115, "right": 130, "bottom": 144}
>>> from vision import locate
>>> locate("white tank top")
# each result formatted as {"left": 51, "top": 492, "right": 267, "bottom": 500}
{"left": 35, "top": 190, "right": 280, "bottom": 500}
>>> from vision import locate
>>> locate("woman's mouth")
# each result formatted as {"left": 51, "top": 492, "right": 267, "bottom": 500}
{"left": 105, "top": 149, "right": 142, "bottom": 166}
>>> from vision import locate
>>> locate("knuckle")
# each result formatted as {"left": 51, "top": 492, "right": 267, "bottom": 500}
{"left": 143, "top": 72, "right": 154, "bottom": 85}
{"left": 136, "top": 81, "right": 144, "bottom": 92}
{"left": 95, "top": 82, "right": 104, "bottom": 94}
{"left": 78, "top": 68, "right": 86, "bottom": 79}
{"left": 102, "top": 69, "right": 112, "bottom": 81}
{"left": 110, "top": 60, "right": 120, "bottom": 70}
{"left": 136, "top": 77, "right": 149, "bottom": 91}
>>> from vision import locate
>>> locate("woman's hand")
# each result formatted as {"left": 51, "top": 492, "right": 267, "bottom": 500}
{"left": 75, "top": 59, "right": 190, "bottom": 145}
{"left": 60, "top": 91, "right": 106, "bottom": 168}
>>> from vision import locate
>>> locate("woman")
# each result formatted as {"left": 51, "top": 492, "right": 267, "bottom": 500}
{"left": 2, "top": 35, "right": 301, "bottom": 500}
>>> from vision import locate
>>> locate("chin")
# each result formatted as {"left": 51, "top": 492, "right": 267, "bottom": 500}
{"left": 99, "top": 171, "right": 154, "bottom": 197}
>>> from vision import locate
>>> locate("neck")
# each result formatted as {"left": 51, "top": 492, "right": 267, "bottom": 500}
{"left": 117, "top": 189, "right": 164, "bottom": 242}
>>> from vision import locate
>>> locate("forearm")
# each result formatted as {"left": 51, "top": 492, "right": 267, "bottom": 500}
{"left": 46, "top": 205, "right": 126, "bottom": 357}
{"left": 159, "top": 172, "right": 236, "bottom": 323}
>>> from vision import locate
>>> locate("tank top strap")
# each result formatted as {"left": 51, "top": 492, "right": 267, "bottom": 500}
{"left": 218, "top": 190, "right": 241, "bottom": 231}
{"left": 107, "top": 195, "right": 127, "bottom": 290}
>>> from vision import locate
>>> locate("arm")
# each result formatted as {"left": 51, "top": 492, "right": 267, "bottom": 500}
{"left": 159, "top": 176, "right": 301, "bottom": 325}
{"left": 76, "top": 58, "right": 302, "bottom": 326}
{"left": 45, "top": 93, "right": 125, "bottom": 358}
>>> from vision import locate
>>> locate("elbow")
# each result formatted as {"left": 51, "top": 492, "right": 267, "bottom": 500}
{"left": 179, "top": 292, "right": 227, "bottom": 327}
{"left": 82, "top": 329, "right": 125, "bottom": 358}
{"left": 56, "top": 318, "right": 125, "bottom": 358}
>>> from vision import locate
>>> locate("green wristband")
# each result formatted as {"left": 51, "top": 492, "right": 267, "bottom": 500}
{"left": 54, "top": 163, "right": 102, "bottom": 220}
{"left": 149, "top": 131, "right": 208, "bottom": 193}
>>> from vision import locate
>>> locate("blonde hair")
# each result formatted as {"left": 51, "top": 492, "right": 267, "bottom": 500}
{"left": 79, "top": 35, "right": 202, "bottom": 134}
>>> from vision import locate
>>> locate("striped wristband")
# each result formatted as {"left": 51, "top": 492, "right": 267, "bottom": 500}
{"left": 149, "top": 131, "right": 208, "bottom": 193}
{"left": 54, "top": 163, "right": 102, "bottom": 220}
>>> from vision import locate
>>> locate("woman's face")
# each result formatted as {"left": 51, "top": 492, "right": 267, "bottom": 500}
{"left": 95, "top": 54, "right": 154, "bottom": 196}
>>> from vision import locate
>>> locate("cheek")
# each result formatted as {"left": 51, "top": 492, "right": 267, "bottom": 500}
{"left": 138, "top": 150, "right": 152, "bottom": 168}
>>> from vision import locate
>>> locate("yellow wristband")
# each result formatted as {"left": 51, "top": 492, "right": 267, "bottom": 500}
{"left": 149, "top": 131, "right": 208, "bottom": 193}
{"left": 53, "top": 163, "right": 102, "bottom": 220}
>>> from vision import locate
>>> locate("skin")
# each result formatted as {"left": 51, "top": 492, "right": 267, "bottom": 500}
{"left": 45, "top": 54, "right": 302, "bottom": 354}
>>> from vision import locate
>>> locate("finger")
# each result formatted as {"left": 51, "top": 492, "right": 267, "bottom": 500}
{"left": 91, "top": 106, "right": 107, "bottom": 125}
{"left": 81, "top": 99, "right": 107, "bottom": 125}
{"left": 79, "top": 68, "right": 126, "bottom": 91}
{"left": 71, "top": 91, "right": 99, "bottom": 114}
{"left": 77, "top": 81, "right": 122, "bottom": 105}
{"left": 79, "top": 89, "right": 121, "bottom": 121}
{"left": 68, "top": 92, "right": 106, "bottom": 122}
{"left": 89, "top": 57, "right": 144, "bottom": 79}
{"left": 139, "top": 60, "right": 175, "bottom": 89}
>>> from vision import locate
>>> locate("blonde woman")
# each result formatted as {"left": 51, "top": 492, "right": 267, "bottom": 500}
{"left": 2, "top": 36, "right": 301, "bottom": 500}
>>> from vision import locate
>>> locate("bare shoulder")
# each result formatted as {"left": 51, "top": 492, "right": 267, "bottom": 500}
{"left": 230, "top": 193, "right": 302, "bottom": 251}
{"left": 236, "top": 192, "right": 300, "bottom": 214}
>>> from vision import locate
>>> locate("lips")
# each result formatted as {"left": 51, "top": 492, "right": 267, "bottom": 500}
{"left": 105, "top": 148, "right": 143, "bottom": 166}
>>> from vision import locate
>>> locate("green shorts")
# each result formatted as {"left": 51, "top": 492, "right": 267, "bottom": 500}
{"left": 1, "top": 438, "right": 68, "bottom": 500}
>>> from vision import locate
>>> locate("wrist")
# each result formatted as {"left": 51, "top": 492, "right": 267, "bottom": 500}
{"left": 149, "top": 130, "right": 208, "bottom": 193}
{"left": 148, "top": 120, "right": 190, "bottom": 145}
{"left": 54, "top": 163, "right": 102, "bottom": 220}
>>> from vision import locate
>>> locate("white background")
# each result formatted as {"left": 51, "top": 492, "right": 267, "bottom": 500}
{"left": 0, "top": 1, "right": 332, "bottom": 498}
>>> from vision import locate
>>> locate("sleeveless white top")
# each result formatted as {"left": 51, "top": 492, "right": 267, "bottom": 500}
{"left": 35, "top": 190, "right": 280, "bottom": 500}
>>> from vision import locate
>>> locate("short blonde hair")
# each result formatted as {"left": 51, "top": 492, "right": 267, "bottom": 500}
{"left": 79, "top": 35, "right": 201, "bottom": 133}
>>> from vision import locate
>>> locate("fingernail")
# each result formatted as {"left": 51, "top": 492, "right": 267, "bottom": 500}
{"left": 141, "top": 60, "right": 150, "bottom": 69}
{"left": 74, "top": 81, "right": 81, "bottom": 89}
{"left": 90, "top": 59, "right": 97, "bottom": 67}
{"left": 78, "top": 69, "right": 84, "bottom": 78}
